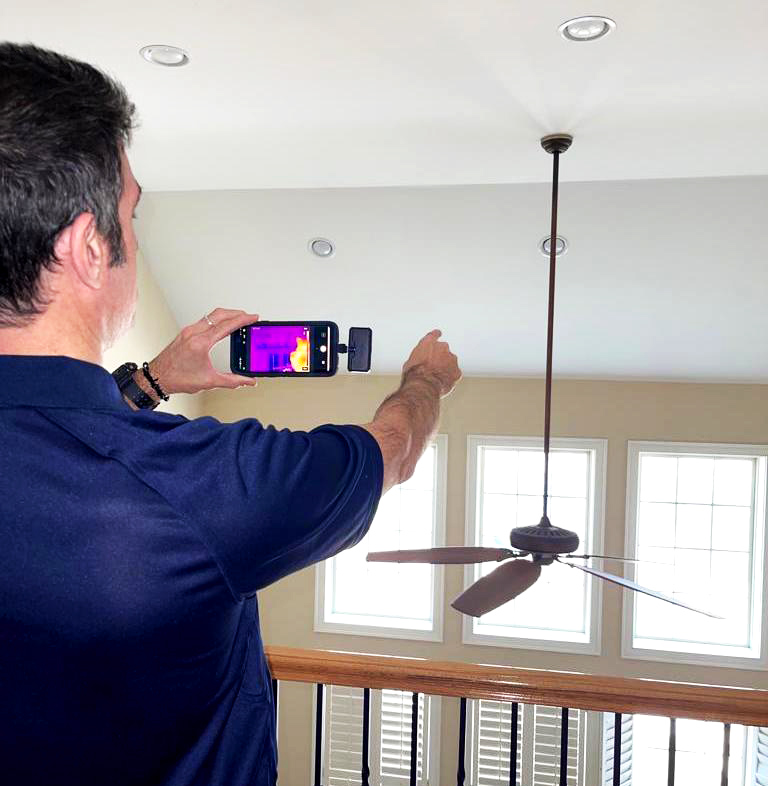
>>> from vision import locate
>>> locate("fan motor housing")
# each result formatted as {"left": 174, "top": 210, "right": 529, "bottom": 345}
{"left": 509, "top": 523, "right": 580, "bottom": 555}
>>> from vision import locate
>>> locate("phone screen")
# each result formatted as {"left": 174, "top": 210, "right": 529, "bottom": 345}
{"left": 233, "top": 322, "right": 335, "bottom": 375}
{"left": 249, "top": 324, "right": 312, "bottom": 373}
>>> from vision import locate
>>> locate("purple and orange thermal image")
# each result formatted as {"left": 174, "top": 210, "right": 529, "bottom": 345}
{"left": 249, "top": 325, "right": 310, "bottom": 373}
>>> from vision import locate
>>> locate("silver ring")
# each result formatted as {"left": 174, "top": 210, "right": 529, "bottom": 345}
{"left": 204, "top": 313, "right": 216, "bottom": 326}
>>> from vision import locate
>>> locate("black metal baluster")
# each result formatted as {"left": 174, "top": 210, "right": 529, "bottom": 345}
{"left": 721, "top": 723, "right": 731, "bottom": 786}
{"left": 271, "top": 678, "right": 279, "bottom": 784}
{"left": 314, "top": 683, "right": 324, "bottom": 786}
{"left": 271, "top": 678, "right": 279, "bottom": 729}
{"left": 362, "top": 688, "right": 371, "bottom": 786}
{"left": 456, "top": 697, "right": 467, "bottom": 786}
{"left": 509, "top": 703, "right": 519, "bottom": 786}
{"left": 560, "top": 707, "right": 569, "bottom": 786}
{"left": 410, "top": 692, "right": 419, "bottom": 786}
{"left": 612, "top": 713, "right": 622, "bottom": 786}
{"left": 667, "top": 718, "right": 676, "bottom": 786}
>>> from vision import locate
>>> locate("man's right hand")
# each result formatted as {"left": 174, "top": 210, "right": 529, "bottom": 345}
{"left": 364, "top": 330, "right": 462, "bottom": 493}
{"left": 402, "top": 329, "right": 462, "bottom": 397}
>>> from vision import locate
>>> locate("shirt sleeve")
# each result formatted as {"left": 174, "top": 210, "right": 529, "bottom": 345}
{"left": 117, "top": 415, "right": 384, "bottom": 598}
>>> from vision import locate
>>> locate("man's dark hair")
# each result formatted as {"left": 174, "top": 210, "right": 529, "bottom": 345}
{"left": 0, "top": 42, "right": 136, "bottom": 327}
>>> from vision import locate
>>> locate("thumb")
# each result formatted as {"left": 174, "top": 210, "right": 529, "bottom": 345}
{"left": 214, "top": 372, "right": 259, "bottom": 390}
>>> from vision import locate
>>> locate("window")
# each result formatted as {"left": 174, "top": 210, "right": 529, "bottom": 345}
{"left": 322, "top": 685, "right": 440, "bottom": 786}
{"left": 315, "top": 437, "right": 447, "bottom": 641}
{"left": 469, "top": 700, "right": 585, "bottom": 785}
{"left": 624, "top": 442, "right": 768, "bottom": 666}
{"left": 463, "top": 436, "right": 606, "bottom": 653}
{"left": 468, "top": 704, "right": 765, "bottom": 786}
{"left": 601, "top": 714, "right": 761, "bottom": 786}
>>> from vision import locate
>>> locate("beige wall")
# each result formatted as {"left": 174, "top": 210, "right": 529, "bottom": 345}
{"left": 202, "top": 374, "right": 768, "bottom": 784}
{"left": 102, "top": 252, "right": 201, "bottom": 420}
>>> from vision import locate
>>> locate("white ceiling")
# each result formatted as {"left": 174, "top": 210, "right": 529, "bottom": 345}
{"left": 138, "top": 176, "right": 768, "bottom": 380}
{"left": 8, "top": 1, "right": 768, "bottom": 379}
{"left": 6, "top": 0, "right": 768, "bottom": 190}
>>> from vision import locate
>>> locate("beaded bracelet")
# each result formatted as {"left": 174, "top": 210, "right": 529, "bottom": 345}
{"left": 141, "top": 362, "right": 170, "bottom": 402}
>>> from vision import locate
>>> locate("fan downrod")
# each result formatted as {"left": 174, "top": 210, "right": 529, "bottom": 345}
{"left": 541, "top": 133, "right": 573, "bottom": 155}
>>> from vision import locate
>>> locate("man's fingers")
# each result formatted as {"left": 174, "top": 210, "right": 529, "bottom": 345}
{"left": 206, "top": 308, "right": 252, "bottom": 324}
{"left": 187, "top": 309, "right": 242, "bottom": 335}
{"left": 188, "top": 309, "right": 258, "bottom": 336}
{"left": 208, "top": 312, "right": 261, "bottom": 345}
{"left": 213, "top": 372, "right": 259, "bottom": 390}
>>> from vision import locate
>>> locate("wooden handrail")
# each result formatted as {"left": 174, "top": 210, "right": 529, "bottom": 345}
{"left": 265, "top": 646, "right": 768, "bottom": 727}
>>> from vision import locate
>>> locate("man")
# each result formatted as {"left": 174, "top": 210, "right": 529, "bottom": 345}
{"left": 0, "top": 43, "right": 461, "bottom": 785}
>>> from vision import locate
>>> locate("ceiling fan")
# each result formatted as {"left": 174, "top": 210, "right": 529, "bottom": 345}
{"left": 367, "top": 134, "right": 720, "bottom": 620}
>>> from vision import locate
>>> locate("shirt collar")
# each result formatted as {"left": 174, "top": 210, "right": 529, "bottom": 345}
{"left": 0, "top": 355, "right": 127, "bottom": 410}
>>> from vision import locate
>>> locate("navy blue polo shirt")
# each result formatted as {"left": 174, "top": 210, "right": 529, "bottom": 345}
{"left": 0, "top": 355, "right": 383, "bottom": 786}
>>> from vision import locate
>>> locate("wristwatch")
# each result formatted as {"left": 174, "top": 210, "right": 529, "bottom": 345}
{"left": 112, "top": 362, "right": 158, "bottom": 410}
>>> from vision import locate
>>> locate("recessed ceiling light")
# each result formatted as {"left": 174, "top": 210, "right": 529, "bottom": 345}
{"left": 309, "top": 238, "right": 335, "bottom": 258}
{"left": 558, "top": 16, "right": 616, "bottom": 42}
{"left": 139, "top": 45, "right": 189, "bottom": 67}
{"left": 539, "top": 235, "right": 568, "bottom": 257}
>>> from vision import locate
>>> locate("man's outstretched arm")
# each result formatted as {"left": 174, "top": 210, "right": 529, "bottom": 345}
{"left": 364, "top": 329, "right": 461, "bottom": 494}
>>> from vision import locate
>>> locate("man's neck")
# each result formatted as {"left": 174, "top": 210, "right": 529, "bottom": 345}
{"left": 0, "top": 312, "right": 102, "bottom": 366}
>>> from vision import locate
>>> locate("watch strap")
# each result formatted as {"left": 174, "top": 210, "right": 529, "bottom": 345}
{"left": 112, "top": 363, "right": 158, "bottom": 410}
{"left": 121, "top": 376, "right": 158, "bottom": 410}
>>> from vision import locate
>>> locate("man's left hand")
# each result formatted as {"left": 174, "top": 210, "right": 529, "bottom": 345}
{"left": 147, "top": 309, "right": 261, "bottom": 395}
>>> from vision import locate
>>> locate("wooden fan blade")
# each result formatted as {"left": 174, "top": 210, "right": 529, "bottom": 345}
{"left": 561, "top": 554, "right": 644, "bottom": 563}
{"left": 366, "top": 547, "right": 515, "bottom": 564}
{"left": 451, "top": 560, "right": 542, "bottom": 617}
{"left": 560, "top": 560, "right": 722, "bottom": 618}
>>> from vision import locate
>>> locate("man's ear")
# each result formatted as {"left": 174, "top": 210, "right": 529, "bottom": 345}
{"left": 54, "top": 212, "right": 110, "bottom": 291}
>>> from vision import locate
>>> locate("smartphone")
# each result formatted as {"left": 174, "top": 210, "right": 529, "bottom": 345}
{"left": 230, "top": 321, "right": 339, "bottom": 377}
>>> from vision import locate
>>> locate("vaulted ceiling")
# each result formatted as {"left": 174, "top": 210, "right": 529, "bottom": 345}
{"left": 8, "top": 1, "right": 768, "bottom": 378}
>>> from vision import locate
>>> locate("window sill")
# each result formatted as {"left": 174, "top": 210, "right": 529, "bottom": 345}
{"left": 622, "top": 640, "right": 766, "bottom": 670}
{"left": 462, "top": 620, "right": 601, "bottom": 656}
{"left": 314, "top": 618, "right": 443, "bottom": 643}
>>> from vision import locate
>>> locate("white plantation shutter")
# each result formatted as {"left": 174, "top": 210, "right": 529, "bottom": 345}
{"left": 471, "top": 703, "right": 584, "bottom": 786}
{"left": 323, "top": 687, "right": 435, "bottom": 786}
{"left": 325, "top": 685, "right": 365, "bottom": 786}
{"left": 601, "top": 713, "right": 633, "bottom": 786}
{"left": 471, "top": 700, "right": 523, "bottom": 785}
{"left": 756, "top": 727, "right": 768, "bottom": 786}
{"left": 380, "top": 690, "right": 431, "bottom": 785}
{"left": 533, "top": 705, "right": 582, "bottom": 786}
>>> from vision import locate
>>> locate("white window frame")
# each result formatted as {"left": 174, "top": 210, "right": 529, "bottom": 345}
{"left": 622, "top": 441, "right": 768, "bottom": 670}
{"left": 462, "top": 435, "right": 607, "bottom": 655}
{"left": 314, "top": 435, "right": 448, "bottom": 642}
